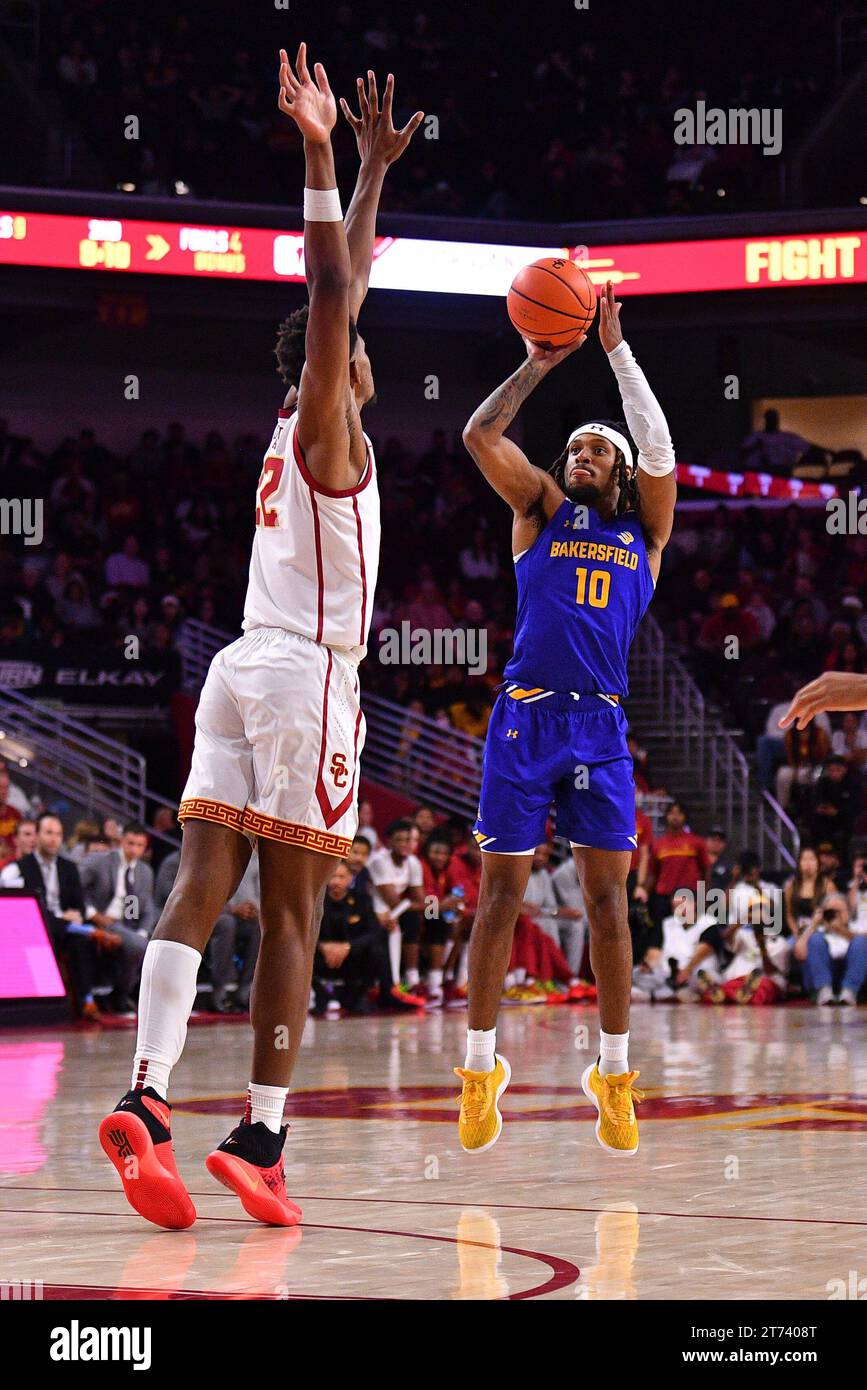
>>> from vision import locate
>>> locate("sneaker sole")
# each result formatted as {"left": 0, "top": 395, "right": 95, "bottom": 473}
{"left": 205, "top": 1150, "right": 303, "bottom": 1227}
{"left": 460, "top": 1053, "right": 512, "bottom": 1155}
{"left": 580, "top": 1064, "right": 639, "bottom": 1157}
{"left": 98, "top": 1112, "right": 197, "bottom": 1229}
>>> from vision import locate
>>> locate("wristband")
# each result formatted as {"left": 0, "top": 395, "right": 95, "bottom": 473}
{"left": 637, "top": 455, "right": 676, "bottom": 477}
{"left": 303, "top": 186, "right": 342, "bottom": 221}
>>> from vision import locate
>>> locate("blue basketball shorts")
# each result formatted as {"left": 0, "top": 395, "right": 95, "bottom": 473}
{"left": 473, "top": 685, "right": 638, "bottom": 854}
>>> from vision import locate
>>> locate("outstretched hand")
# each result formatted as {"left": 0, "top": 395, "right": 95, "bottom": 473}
{"left": 277, "top": 43, "right": 336, "bottom": 145}
{"left": 340, "top": 71, "right": 424, "bottom": 168}
{"left": 778, "top": 671, "right": 867, "bottom": 730}
{"left": 522, "top": 332, "right": 587, "bottom": 370}
{"left": 598, "top": 279, "right": 623, "bottom": 353}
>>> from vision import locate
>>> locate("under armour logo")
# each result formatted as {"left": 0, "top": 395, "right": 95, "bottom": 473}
{"left": 507, "top": 728, "right": 519, "bottom": 739}
{"left": 617, "top": 530, "right": 634, "bottom": 545}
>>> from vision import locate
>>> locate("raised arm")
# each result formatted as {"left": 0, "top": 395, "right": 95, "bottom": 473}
{"left": 598, "top": 282, "right": 676, "bottom": 572}
{"left": 277, "top": 45, "right": 358, "bottom": 486}
{"left": 462, "top": 337, "right": 584, "bottom": 554}
{"left": 340, "top": 71, "right": 423, "bottom": 321}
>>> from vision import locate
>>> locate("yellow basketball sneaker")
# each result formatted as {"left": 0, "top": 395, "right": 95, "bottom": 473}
{"left": 454, "top": 1054, "right": 512, "bottom": 1153}
{"left": 581, "top": 1062, "right": 643, "bottom": 1156}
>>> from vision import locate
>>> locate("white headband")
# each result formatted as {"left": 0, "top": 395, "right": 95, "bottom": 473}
{"left": 567, "top": 421, "right": 634, "bottom": 475}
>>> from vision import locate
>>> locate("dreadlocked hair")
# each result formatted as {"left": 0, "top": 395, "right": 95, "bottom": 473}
{"left": 274, "top": 304, "right": 359, "bottom": 388}
{"left": 548, "top": 417, "right": 639, "bottom": 518}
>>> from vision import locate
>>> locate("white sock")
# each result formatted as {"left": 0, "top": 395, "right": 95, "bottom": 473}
{"left": 465, "top": 1027, "right": 496, "bottom": 1072}
{"left": 599, "top": 1029, "right": 629, "bottom": 1076}
{"left": 132, "top": 939, "right": 202, "bottom": 1099}
{"left": 246, "top": 1082, "right": 288, "bottom": 1134}
{"left": 427, "top": 969, "right": 443, "bottom": 993}
{"left": 405, "top": 967, "right": 420, "bottom": 987}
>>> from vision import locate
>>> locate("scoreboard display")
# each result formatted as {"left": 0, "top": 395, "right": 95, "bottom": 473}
{"left": 0, "top": 208, "right": 863, "bottom": 298}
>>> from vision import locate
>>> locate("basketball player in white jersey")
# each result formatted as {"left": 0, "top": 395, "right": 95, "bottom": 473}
{"left": 99, "top": 45, "right": 423, "bottom": 1229}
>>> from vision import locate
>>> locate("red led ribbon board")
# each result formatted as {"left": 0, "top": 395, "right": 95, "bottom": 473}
{"left": 1, "top": 210, "right": 863, "bottom": 297}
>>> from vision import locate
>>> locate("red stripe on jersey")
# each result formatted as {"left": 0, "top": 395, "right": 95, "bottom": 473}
{"left": 308, "top": 488, "right": 325, "bottom": 643}
{"left": 352, "top": 495, "right": 367, "bottom": 648}
{"left": 314, "top": 652, "right": 364, "bottom": 829}
{"left": 291, "top": 416, "right": 373, "bottom": 498}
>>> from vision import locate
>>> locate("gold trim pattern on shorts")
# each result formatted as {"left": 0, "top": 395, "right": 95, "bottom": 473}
{"left": 178, "top": 798, "right": 246, "bottom": 833}
{"left": 241, "top": 807, "right": 350, "bottom": 857}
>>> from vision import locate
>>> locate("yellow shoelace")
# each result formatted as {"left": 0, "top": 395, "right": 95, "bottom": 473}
{"left": 599, "top": 1071, "right": 645, "bottom": 1126}
{"left": 457, "top": 1073, "right": 491, "bottom": 1125}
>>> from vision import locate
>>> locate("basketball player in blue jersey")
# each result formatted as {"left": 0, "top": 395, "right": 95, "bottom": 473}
{"left": 456, "top": 281, "right": 676, "bottom": 1156}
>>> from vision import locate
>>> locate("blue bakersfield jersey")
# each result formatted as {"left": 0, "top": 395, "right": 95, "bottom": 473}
{"left": 504, "top": 499, "right": 654, "bottom": 695}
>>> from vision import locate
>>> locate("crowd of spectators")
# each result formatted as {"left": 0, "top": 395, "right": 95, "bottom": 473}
{"left": 5, "top": 754, "right": 867, "bottom": 1018}
{"left": 3, "top": 411, "right": 867, "bottom": 876}
{"left": 34, "top": 0, "right": 848, "bottom": 220}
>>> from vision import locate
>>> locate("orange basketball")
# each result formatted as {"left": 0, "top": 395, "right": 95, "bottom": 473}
{"left": 506, "top": 257, "right": 597, "bottom": 348}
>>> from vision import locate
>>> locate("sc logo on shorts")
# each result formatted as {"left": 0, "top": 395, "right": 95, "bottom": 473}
{"left": 329, "top": 752, "right": 349, "bottom": 788}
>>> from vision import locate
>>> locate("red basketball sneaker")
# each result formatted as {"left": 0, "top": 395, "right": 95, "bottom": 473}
{"left": 205, "top": 1120, "right": 302, "bottom": 1227}
{"left": 98, "top": 1087, "right": 196, "bottom": 1230}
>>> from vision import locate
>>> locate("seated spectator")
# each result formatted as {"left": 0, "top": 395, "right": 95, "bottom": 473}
{"left": 756, "top": 681, "right": 831, "bottom": 791}
{"left": 699, "top": 852, "right": 789, "bottom": 1004}
{"left": 516, "top": 844, "right": 582, "bottom": 979}
{"left": 79, "top": 821, "right": 155, "bottom": 1013}
{"left": 807, "top": 755, "right": 858, "bottom": 852}
{"left": 368, "top": 819, "right": 426, "bottom": 999}
{"left": 55, "top": 578, "right": 101, "bottom": 632}
{"left": 707, "top": 827, "right": 736, "bottom": 893}
{"left": 505, "top": 913, "right": 575, "bottom": 1001}
{"left": 550, "top": 851, "right": 588, "bottom": 977}
{"left": 783, "top": 845, "right": 835, "bottom": 941}
{"left": 105, "top": 534, "right": 150, "bottom": 589}
{"left": 775, "top": 721, "right": 830, "bottom": 812}
{"left": 830, "top": 712, "right": 867, "bottom": 770}
{"left": 633, "top": 887, "right": 726, "bottom": 1000}
{"left": 459, "top": 527, "right": 500, "bottom": 583}
{"left": 65, "top": 819, "right": 101, "bottom": 863}
{"left": 419, "top": 834, "right": 467, "bottom": 1007}
{"left": 0, "top": 768, "right": 23, "bottom": 863}
{"left": 817, "top": 841, "right": 848, "bottom": 891}
{"left": 0, "top": 816, "right": 36, "bottom": 870}
{"left": 849, "top": 855, "right": 867, "bottom": 934}
{"left": 448, "top": 686, "right": 491, "bottom": 739}
{"left": 356, "top": 801, "right": 380, "bottom": 851}
{"left": 312, "top": 861, "right": 398, "bottom": 1015}
{"left": 696, "top": 592, "right": 761, "bottom": 693}
{"left": 0, "top": 812, "right": 111, "bottom": 1020}
{"left": 795, "top": 891, "right": 867, "bottom": 1005}
{"left": 0, "top": 759, "right": 30, "bottom": 815}
{"left": 347, "top": 834, "right": 374, "bottom": 899}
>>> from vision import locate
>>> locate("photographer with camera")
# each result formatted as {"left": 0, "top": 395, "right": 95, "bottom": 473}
{"left": 794, "top": 889, "right": 867, "bottom": 1006}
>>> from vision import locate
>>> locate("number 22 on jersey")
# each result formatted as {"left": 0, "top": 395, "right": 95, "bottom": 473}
{"left": 255, "top": 456, "right": 284, "bottom": 528}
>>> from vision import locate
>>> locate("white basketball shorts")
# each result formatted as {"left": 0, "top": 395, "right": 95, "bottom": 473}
{"left": 178, "top": 627, "right": 364, "bottom": 857}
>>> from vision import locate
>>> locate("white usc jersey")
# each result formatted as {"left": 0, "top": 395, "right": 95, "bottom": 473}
{"left": 243, "top": 408, "right": 380, "bottom": 662}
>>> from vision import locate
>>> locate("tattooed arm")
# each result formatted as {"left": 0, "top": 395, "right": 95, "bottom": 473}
{"left": 462, "top": 335, "right": 585, "bottom": 554}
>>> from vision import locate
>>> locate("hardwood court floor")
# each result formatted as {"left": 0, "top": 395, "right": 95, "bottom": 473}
{"left": 2, "top": 1002, "right": 866, "bottom": 1300}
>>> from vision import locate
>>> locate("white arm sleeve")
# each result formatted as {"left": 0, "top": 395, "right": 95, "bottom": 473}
{"left": 607, "top": 340, "right": 675, "bottom": 476}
